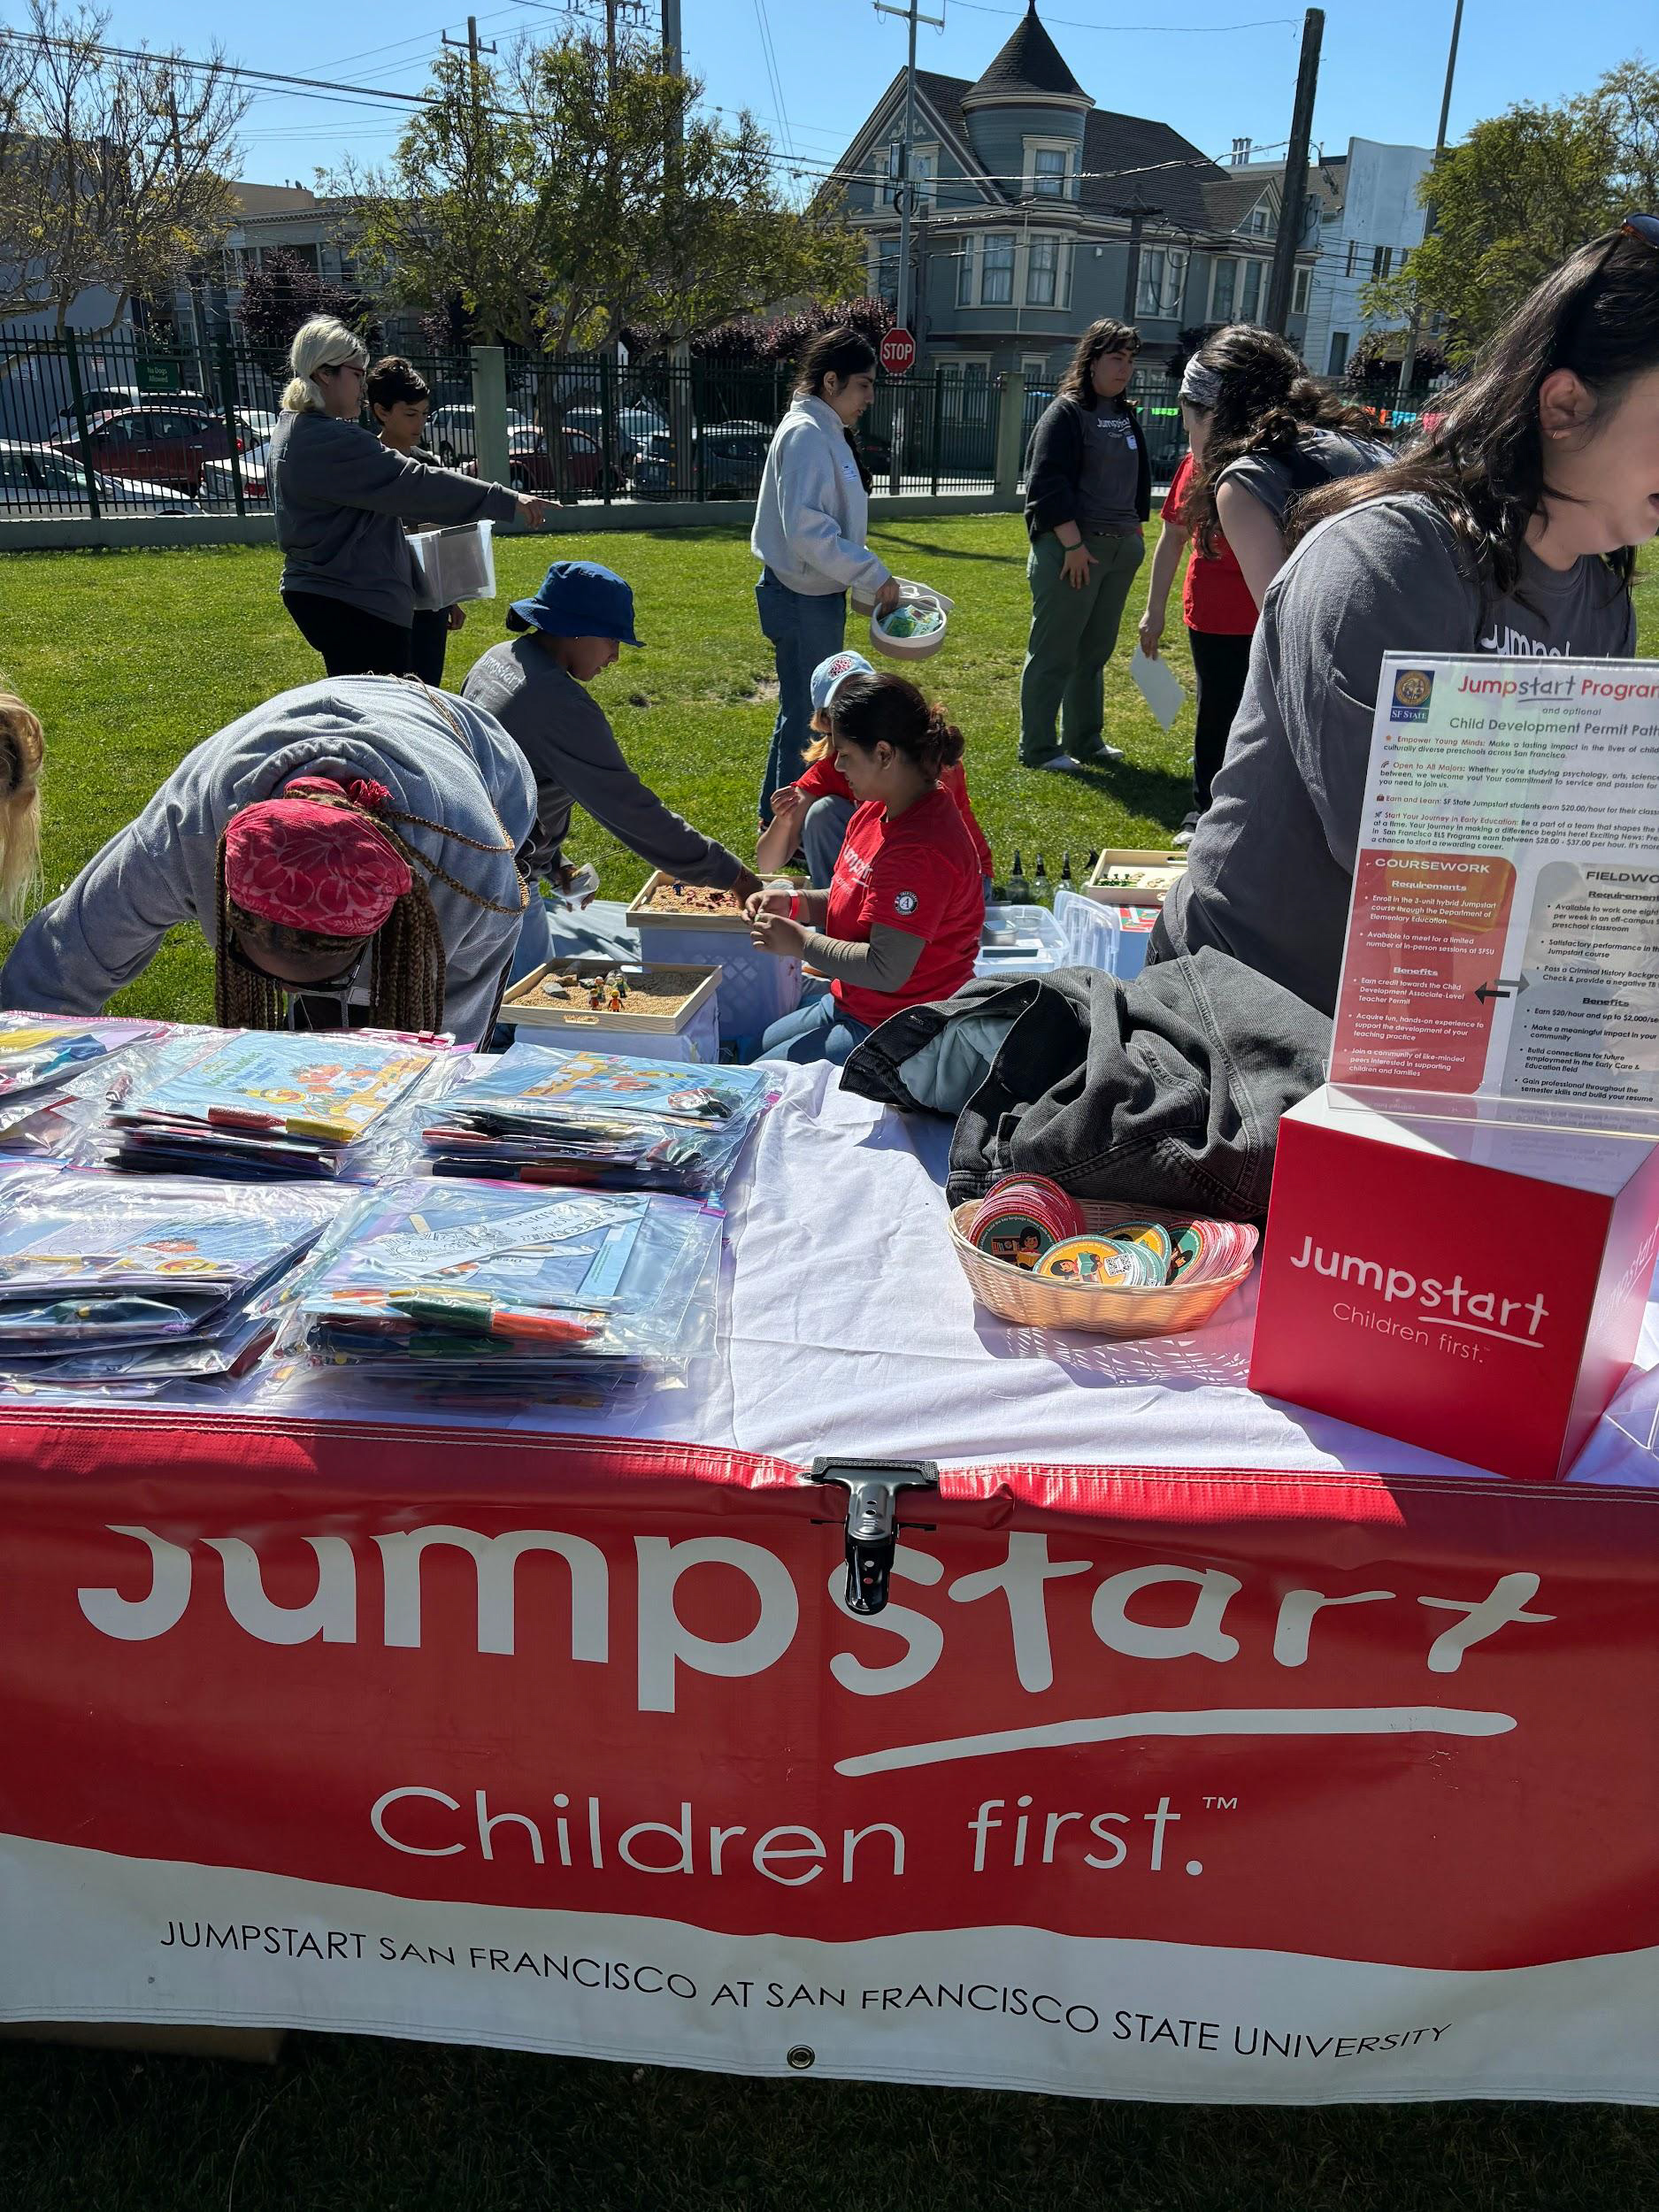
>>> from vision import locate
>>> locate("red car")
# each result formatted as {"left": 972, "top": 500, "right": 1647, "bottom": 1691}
{"left": 464, "top": 424, "right": 626, "bottom": 500}
{"left": 53, "top": 404, "right": 238, "bottom": 495}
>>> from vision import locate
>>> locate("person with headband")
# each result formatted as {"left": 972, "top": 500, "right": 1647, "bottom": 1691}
{"left": 1135, "top": 354, "right": 1263, "bottom": 846}
{"left": 746, "top": 671, "right": 985, "bottom": 1064}
{"left": 1018, "top": 318, "right": 1151, "bottom": 772}
{"left": 270, "top": 316, "right": 548, "bottom": 680}
{"left": 0, "top": 693, "right": 44, "bottom": 928}
{"left": 0, "top": 678, "right": 534, "bottom": 1043}
{"left": 1170, "top": 323, "right": 1388, "bottom": 612}
{"left": 1152, "top": 225, "right": 1654, "bottom": 1015}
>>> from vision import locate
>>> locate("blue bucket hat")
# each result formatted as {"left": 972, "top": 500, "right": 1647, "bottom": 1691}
{"left": 506, "top": 559, "right": 642, "bottom": 646}
{"left": 810, "top": 649, "right": 874, "bottom": 716}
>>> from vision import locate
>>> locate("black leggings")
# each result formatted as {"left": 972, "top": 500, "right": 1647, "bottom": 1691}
{"left": 283, "top": 590, "right": 412, "bottom": 678}
{"left": 409, "top": 608, "right": 451, "bottom": 687}
{"left": 1187, "top": 626, "right": 1254, "bottom": 813}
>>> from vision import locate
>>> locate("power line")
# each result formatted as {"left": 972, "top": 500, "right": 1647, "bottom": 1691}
{"left": 750, "top": 0, "right": 795, "bottom": 161}
{"left": 950, "top": 0, "right": 1299, "bottom": 28}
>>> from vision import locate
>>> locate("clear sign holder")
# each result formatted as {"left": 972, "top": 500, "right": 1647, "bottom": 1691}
{"left": 1326, "top": 651, "right": 1659, "bottom": 1145}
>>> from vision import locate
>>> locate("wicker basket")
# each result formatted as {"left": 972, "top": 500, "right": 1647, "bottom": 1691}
{"left": 949, "top": 1196, "right": 1255, "bottom": 1340}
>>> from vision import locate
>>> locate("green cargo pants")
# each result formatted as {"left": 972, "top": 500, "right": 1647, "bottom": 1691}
{"left": 1018, "top": 527, "right": 1146, "bottom": 765}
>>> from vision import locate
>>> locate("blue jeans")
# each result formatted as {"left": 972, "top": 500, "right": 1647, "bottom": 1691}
{"left": 801, "top": 794, "right": 855, "bottom": 887}
{"left": 759, "top": 990, "right": 872, "bottom": 1065}
{"left": 756, "top": 570, "right": 846, "bottom": 820}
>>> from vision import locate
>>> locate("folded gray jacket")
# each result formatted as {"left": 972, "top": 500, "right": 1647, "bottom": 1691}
{"left": 838, "top": 949, "right": 1330, "bottom": 1221}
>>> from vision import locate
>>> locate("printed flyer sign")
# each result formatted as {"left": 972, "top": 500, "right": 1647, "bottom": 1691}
{"left": 1330, "top": 655, "right": 1659, "bottom": 1132}
{"left": 4, "top": 1410, "right": 1659, "bottom": 2104}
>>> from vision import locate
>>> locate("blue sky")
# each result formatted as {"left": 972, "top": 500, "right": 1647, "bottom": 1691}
{"left": 103, "top": 0, "right": 1647, "bottom": 197}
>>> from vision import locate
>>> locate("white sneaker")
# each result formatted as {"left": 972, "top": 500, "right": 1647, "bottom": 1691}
{"left": 1030, "top": 753, "right": 1082, "bottom": 773}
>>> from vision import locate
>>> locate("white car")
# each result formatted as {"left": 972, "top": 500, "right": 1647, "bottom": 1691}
{"left": 0, "top": 439, "right": 196, "bottom": 512}
{"left": 427, "top": 403, "right": 534, "bottom": 466}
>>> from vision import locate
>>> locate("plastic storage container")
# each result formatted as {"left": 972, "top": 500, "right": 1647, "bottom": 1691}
{"left": 867, "top": 580, "right": 954, "bottom": 664}
{"left": 974, "top": 902, "right": 1068, "bottom": 979}
{"left": 500, "top": 960, "right": 721, "bottom": 1064}
{"left": 408, "top": 518, "right": 496, "bottom": 605}
{"left": 1054, "top": 885, "right": 1159, "bottom": 981}
{"left": 626, "top": 874, "right": 803, "bottom": 1055}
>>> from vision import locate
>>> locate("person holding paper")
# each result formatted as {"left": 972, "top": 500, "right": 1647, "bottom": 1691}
{"left": 1138, "top": 366, "right": 1261, "bottom": 846}
{"left": 1151, "top": 224, "right": 1651, "bottom": 1015}
{"left": 1018, "top": 319, "right": 1150, "bottom": 772}
{"left": 270, "top": 318, "right": 546, "bottom": 680}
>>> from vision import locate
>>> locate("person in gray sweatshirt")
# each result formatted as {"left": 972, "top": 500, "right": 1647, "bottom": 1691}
{"left": 463, "top": 560, "right": 761, "bottom": 980}
{"left": 270, "top": 317, "right": 546, "bottom": 679}
{"left": 0, "top": 678, "right": 536, "bottom": 1045}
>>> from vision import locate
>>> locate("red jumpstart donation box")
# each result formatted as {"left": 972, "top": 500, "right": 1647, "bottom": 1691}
{"left": 1250, "top": 1087, "right": 1659, "bottom": 1481}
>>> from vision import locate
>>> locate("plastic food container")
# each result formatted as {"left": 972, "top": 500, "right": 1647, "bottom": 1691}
{"left": 408, "top": 518, "right": 496, "bottom": 605}
{"left": 626, "top": 873, "right": 803, "bottom": 1056}
{"left": 1054, "top": 885, "right": 1157, "bottom": 980}
{"left": 500, "top": 959, "right": 720, "bottom": 1064}
{"left": 975, "top": 902, "right": 1067, "bottom": 979}
{"left": 949, "top": 1196, "right": 1255, "bottom": 1340}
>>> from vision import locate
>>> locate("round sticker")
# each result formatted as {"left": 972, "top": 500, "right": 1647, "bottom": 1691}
{"left": 1034, "top": 1236, "right": 1138, "bottom": 1286}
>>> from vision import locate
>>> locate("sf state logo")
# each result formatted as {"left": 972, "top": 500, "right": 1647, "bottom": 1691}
{"left": 1390, "top": 668, "right": 1434, "bottom": 723}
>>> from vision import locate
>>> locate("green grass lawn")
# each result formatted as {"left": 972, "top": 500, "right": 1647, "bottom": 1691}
{"left": 1, "top": 519, "right": 1657, "bottom": 2208}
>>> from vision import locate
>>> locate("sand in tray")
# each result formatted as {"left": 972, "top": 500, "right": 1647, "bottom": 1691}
{"left": 638, "top": 880, "right": 745, "bottom": 917}
{"left": 534, "top": 967, "right": 706, "bottom": 1018}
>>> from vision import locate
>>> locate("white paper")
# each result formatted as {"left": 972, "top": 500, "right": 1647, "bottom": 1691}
{"left": 1131, "top": 646, "right": 1185, "bottom": 731}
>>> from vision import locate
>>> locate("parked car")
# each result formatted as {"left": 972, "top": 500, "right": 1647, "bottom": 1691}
{"left": 51, "top": 404, "right": 238, "bottom": 495}
{"left": 239, "top": 406, "right": 280, "bottom": 446}
{"left": 559, "top": 403, "right": 669, "bottom": 470}
{"left": 633, "top": 421, "right": 772, "bottom": 501}
{"left": 427, "top": 403, "right": 534, "bottom": 466}
{"left": 0, "top": 438, "right": 196, "bottom": 512}
{"left": 199, "top": 438, "right": 273, "bottom": 506}
{"left": 462, "top": 425, "right": 626, "bottom": 501}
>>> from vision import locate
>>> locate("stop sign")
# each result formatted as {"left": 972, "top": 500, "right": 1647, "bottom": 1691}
{"left": 879, "top": 326, "right": 917, "bottom": 376}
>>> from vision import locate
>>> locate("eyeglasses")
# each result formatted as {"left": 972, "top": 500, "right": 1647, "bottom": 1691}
{"left": 1623, "top": 213, "right": 1659, "bottom": 253}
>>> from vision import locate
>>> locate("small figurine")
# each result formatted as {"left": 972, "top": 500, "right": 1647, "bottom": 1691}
{"left": 587, "top": 978, "right": 606, "bottom": 1010}
{"left": 607, "top": 991, "right": 624, "bottom": 1012}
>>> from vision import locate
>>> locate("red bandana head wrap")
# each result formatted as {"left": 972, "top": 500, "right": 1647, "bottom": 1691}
{"left": 223, "top": 777, "right": 412, "bottom": 938}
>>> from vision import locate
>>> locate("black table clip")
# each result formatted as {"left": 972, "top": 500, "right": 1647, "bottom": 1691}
{"left": 810, "top": 1458, "right": 939, "bottom": 1617}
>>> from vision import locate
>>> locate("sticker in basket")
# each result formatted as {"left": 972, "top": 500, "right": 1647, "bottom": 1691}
{"left": 1107, "top": 1220, "right": 1176, "bottom": 1275}
{"left": 972, "top": 1210, "right": 1054, "bottom": 1270}
{"left": 1034, "top": 1236, "right": 1139, "bottom": 1286}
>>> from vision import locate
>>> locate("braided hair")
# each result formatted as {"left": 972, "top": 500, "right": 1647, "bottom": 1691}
{"left": 213, "top": 778, "right": 527, "bottom": 1032}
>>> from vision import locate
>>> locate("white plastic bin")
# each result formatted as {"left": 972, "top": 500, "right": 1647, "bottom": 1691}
{"left": 974, "top": 902, "right": 1068, "bottom": 979}
{"left": 409, "top": 518, "right": 496, "bottom": 605}
{"left": 1055, "top": 885, "right": 1159, "bottom": 980}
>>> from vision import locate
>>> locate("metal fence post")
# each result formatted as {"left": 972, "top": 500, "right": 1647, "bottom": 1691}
{"left": 63, "top": 331, "right": 99, "bottom": 522}
{"left": 217, "top": 339, "right": 246, "bottom": 517}
{"left": 598, "top": 350, "right": 617, "bottom": 508}
{"left": 993, "top": 370, "right": 1025, "bottom": 505}
{"left": 470, "top": 345, "right": 511, "bottom": 498}
{"left": 928, "top": 365, "right": 943, "bottom": 495}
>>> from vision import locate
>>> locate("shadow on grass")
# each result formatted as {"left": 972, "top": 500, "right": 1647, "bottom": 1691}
{"left": 877, "top": 530, "right": 1025, "bottom": 567}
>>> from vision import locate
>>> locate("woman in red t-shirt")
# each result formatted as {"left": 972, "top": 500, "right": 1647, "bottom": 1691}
{"left": 747, "top": 672, "right": 985, "bottom": 1064}
{"left": 1136, "top": 387, "right": 1259, "bottom": 845}
{"left": 757, "top": 649, "right": 994, "bottom": 888}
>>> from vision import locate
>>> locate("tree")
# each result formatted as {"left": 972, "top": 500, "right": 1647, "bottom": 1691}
{"left": 235, "top": 247, "right": 380, "bottom": 360}
{"left": 336, "top": 29, "right": 863, "bottom": 357}
{"left": 1361, "top": 74, "right": 1638, "bottom": 361}
{"left": 0, "top": 0, "right": 247, "bottom": 334}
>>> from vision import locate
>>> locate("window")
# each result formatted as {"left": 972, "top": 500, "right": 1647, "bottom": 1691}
{"left": 1328, "top": 331, "right": 1349, "bottom": 376}
{"left": 1371, "top": 246, "right": 1393, "bottom": 281}
{"left": 1137, "top": 247, "right": 1188, "bottom": 319}
{"left": 1345, "top": 239, "right": 1359, "bottom": 279}
{"left": 1292, "top": 263, "right": 1311, "bottom": 315}
{"left": 1026, "top": 234, "right": 1060, "bottom": 307}
{"left": 1247, "top": 204, "right": 1271, "bottom": 236}
{"left": 980, "top": 233, "right": 1014, "bottom": 305}
{"left": 873, "top": 236, "right": 901, "bottom": 307}
{"left": 1020, "top": 353, "right": 1049, "bottom": 387}
{"left": 1024, "top": 138, "right": 1074, "bottom": 200}
{"left": 1239, "top": 257, "right": 1263, "bottom": 321}
{"left": 955, "top": 235, "right": 976, "bottom": 307}
{"left": 888, "top": 141, "right": 936, "bottom": 211}
{"left": 1210, "top": 256, "right": 1237, "bottom": 320}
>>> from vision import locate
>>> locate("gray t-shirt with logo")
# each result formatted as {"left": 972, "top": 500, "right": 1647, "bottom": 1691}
{"left": 1159, "top": 493, "right": 1637, "bottom": 1014}
{"left": 1077, "top": 400, "right": 1142, "bottom": 534}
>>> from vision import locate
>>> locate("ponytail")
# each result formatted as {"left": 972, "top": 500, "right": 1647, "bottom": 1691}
{"left": 830, "top": 672, "right": 962, "bottom": 781}
{"left": 0, "top": 692, "right": 43, "bottom": 927}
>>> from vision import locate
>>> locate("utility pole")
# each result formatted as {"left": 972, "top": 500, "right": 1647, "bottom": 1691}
{"left": 1264, "top": 6, "right": 1323, "bottom": 334}
{"left": 875, "top": 0, "right": 945, "bottom": 493}
{"left": 442, "top": 15, "right": 496, "bottom": 78}
{"left": 1396, "top": 0, "right": 1463, "bottom": 397}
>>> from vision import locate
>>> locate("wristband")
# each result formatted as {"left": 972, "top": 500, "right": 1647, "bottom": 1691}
{"left": 788, "top": 894, "right": 801, "bottom": 922}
